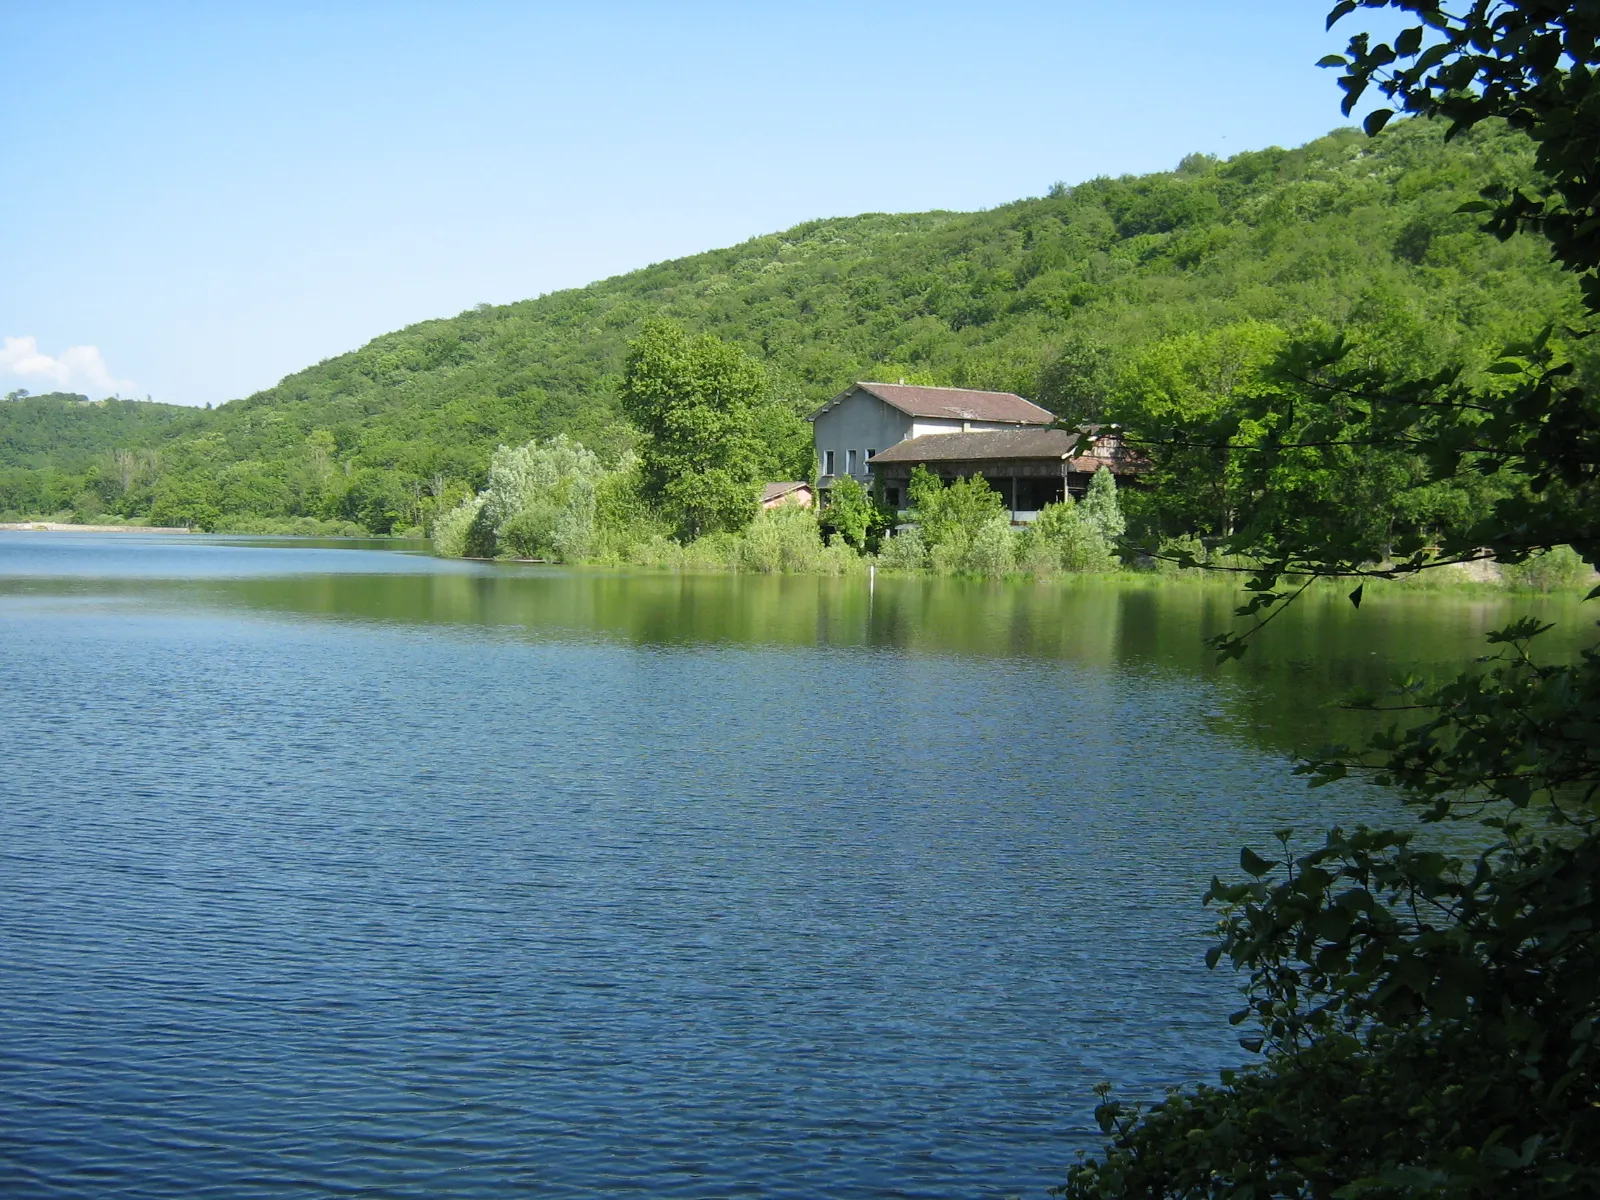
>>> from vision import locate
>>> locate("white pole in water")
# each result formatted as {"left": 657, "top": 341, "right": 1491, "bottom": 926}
{"left": 869, "top": 562, "right": 875, "bottom": 595}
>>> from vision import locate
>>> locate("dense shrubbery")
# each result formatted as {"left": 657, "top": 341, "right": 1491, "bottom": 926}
{"left": 817, "top": 475, "right": 888, "bottom": 551}
{"left": 427, "top": 429, "right": 855, "bottom": 573}
{"left": 427, "top": 430, "right": 1125, "bottom": 579}
{"left": 870, "top": 464, "right": 1123, "bottom": 578}
{"left": 737, "top": 504, "right": 862, "bottom": 575}
{"left": 1019, "top": 474, "right": 1123, "bottom": 576}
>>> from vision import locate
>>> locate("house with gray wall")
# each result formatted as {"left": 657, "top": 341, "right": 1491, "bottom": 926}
{"left": 811, "top": 382, "right": 1055, "bottom": 495}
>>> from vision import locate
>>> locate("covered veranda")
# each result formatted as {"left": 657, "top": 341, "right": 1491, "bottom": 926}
{"left": 867, "top": 427, "right": 1138, "bottom": 521}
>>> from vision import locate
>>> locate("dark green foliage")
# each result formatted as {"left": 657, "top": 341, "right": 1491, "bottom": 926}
{"left": 1061, "top": 5, "right": 1600, "bottom": 1196}
{"left": 0, "top": 394, "right": 199, "bottom": 518}
{"left": 1118, "top": 328, "right": 1518, "bottom": 558}
{"left": 0, "top": 394, "right": 198, "bottom": 472}
{"left": 1036, "top": 332, "right": 1114, "bottom": 427}
{"left": 148, "top": 473, "right": 221, "bottom": 531}
{"left": 819, "top": 475, "right": 886, "bottom": 550}
{"left": 618, "top": 319, "right": 791, "bottom": 536}
{"left": 1061, "top": 635, "right": 1600, "bottom": 1198}
{"left": 5, "top": 117, "right": 1587, "bottom": 532}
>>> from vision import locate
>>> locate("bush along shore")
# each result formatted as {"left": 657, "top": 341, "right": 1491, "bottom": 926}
{"left": 425, "top": 433, "right": 1596, "bottom": 592}
{"left": 428, "top": 433, "right": 1127, "bottom": 578}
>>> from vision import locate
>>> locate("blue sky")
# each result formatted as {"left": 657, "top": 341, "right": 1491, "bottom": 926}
{"left": 1, "top": 1, "right": 1398, "bottom": 407}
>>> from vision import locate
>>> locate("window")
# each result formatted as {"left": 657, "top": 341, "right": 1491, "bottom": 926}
{"left": 885, "top": 487, "right": 900, "bottom": 508}
{"left": 846, "top": 449, "right": 858, "bottom": 474}
{"left": 866, "top": 447, "right": 877, "bottom": 462}
{"left": 824, "top": 450, "right": 835, "bottom": 476}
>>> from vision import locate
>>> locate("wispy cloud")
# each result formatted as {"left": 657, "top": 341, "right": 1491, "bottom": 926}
{"left": 1, "top": 335, "right": 137, "bottom": 397}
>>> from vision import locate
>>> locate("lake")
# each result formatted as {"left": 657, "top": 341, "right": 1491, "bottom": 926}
{"left": 0, "top": 532, "right": 1587, "bottom": 1198}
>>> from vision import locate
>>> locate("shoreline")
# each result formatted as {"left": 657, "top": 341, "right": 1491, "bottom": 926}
{"left": 0, "top": 522, "right": 192, "bottom": 534}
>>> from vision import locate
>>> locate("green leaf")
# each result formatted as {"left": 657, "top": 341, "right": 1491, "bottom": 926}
{"left": 1348, "top": 583, "right": 1364, "bottom": 609}
{"left": 1325, "top": 0, "right": 1357, "bottom": 30}
{"left": 1240, "top": 846, "right": 1276, "bottom": 877}
{"left": 1364, "top": 108, "right": 1395, "bottom": 136}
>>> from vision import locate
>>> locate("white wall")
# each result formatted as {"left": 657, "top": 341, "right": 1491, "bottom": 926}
{"left": 907, "top": 418, "right": 1022, "bottom": 439}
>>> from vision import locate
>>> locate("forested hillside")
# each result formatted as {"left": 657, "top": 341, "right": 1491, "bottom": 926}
{"left": 3, "top": 117, "right": 1586, "bottom": 532}
{"left": 0, "top": 393, "right": 199, "bottom": 470}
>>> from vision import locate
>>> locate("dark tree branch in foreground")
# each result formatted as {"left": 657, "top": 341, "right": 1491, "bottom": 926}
{"left": 1060, "top": 4, "right": 1600, "bottom": 1196}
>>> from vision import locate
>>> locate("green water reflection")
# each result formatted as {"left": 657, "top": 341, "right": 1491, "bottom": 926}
{"left": 14, "top": 557, "right": 1592, "bottom": 761}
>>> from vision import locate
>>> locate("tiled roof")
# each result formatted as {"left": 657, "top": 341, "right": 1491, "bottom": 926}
{"left": 870, "top": 428, "right": 1081, "bottom": 462}
{"left": 760, "top": 480, "right": 812, "bottom": 503}
{"left": 820, "top": 382, "right": 1054, "bottom": 425}
{"left": 869, "top": 428, "right": 1141, "bottom": 471}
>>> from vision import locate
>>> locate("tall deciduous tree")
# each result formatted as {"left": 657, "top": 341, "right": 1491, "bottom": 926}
{"left": 619, "top": 320, "right": 772, "bottom": 537}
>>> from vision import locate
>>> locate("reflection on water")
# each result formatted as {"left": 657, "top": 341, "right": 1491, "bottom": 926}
{"left": 0, "top": 533, "right": 1590, "bottom": 1199}
{"left": 3, "top": 531, "right": 1589, "bottom": 759}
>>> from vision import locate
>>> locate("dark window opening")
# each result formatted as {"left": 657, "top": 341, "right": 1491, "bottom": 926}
{"left": 1017, "top": 478, "right": 1065, "bottom": 510}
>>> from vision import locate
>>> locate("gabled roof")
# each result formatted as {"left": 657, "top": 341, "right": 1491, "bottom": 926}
{"left": 760, "top": 480, "right": 813, "bottom": 503}
{"left": 814, "top": 382, "right": 1055, "bottom": 425}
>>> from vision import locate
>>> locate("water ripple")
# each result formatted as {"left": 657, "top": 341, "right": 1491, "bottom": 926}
{"left": 0, "top": 582, "right": 1386, "bottom": 1198}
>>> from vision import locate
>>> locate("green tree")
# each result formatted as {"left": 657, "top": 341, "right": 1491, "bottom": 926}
{"left": 619, "top": 319, "right": 772, "bottom": 537}
{"left": 480, "top": 435, "right": 605, "bottom": 561}
{"left": 820, "top": 475, "right": 876, "bottom": 550}
{"left": 429, "top": 435, "right": 634, "bottom": 562}
{"left": 1062, "top": 4, "right": 1600, "bottom": 1197}
{"left": 1109, "top": 321, "right": 1289, "bottom": 541}
{"left": 1077, "top": 468, "right": 1126, "bottom": 546}
{"left": 148, "top": 473, "right": 221, "bottom": 531}
{"left": 1036, "top": 332, "right": 1114, "bottom": 426}
{"left": 907, "top": 466, "right": 1013, "bottom": 574}
{"left": 324, "top": 467, "right": 407, "bottom": 534}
